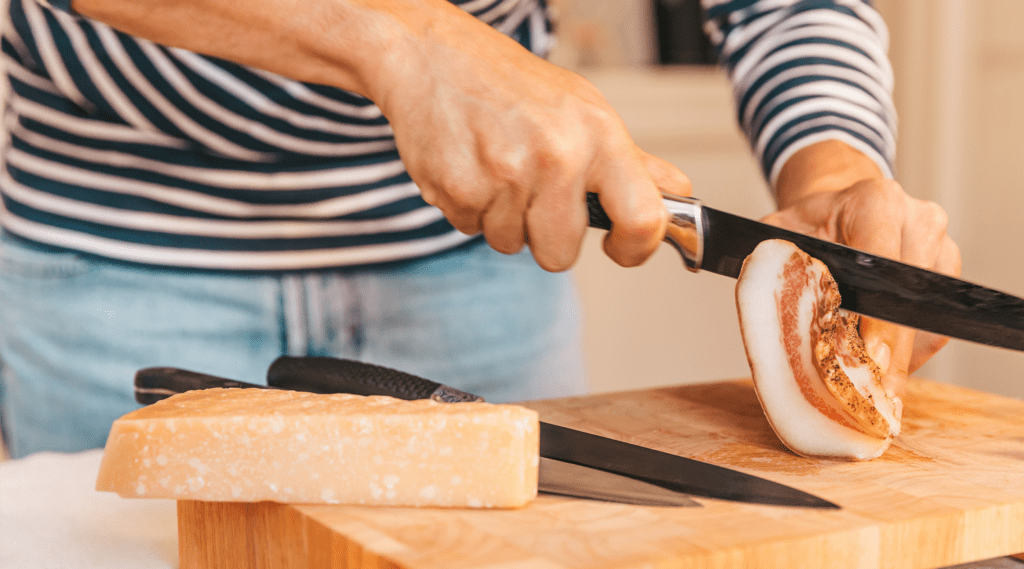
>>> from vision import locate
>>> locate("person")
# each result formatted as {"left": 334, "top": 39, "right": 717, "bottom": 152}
{"left": 0, "top": 0, "right": 959, "bottom": 458}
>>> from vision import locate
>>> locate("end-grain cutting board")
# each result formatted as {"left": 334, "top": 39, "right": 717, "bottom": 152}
{"left": 177, "top": 378, "right": 1024, "bottom": 569}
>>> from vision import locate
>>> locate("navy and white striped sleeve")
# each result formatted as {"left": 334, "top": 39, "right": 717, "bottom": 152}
{"left": 37, "top": 0, "right": 72, "bottom": 11}
{"left": 703, "top": 0, "right": 896, "bottom": 188}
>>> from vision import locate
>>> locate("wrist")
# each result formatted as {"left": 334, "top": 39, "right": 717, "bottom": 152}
{"left": 336, "top": 0, "right": 511, "bottom": 116}
{"left": 774, "top": 140, "right": 886, "bottom": 209}
{"left": 312, "top": 0, "right": 452, "bottom": 103}
{"left": 277, "top": 0, "right": 454, "bottom": 102}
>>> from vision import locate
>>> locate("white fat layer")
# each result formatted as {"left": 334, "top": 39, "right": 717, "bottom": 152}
{"left": 738, "top": 240, "right": 890, "bottom": 460}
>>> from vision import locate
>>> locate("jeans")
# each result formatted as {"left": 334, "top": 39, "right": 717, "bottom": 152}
{"left": 0, "top": 233, "right": 587, "bottom": 458}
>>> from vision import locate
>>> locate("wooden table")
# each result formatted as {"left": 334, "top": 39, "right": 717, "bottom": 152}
{"left": 178, "top": 378, "right": 1024, "bottom": 568}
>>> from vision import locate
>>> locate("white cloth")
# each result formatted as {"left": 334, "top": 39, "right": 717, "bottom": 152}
{"left": 0, "top": 450, "right": 1020, "bottom": 569}
{"left": 0, "top": 450, "right": 177, "bottom": 569}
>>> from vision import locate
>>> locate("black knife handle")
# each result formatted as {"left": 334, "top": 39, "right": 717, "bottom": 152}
{"left": 134, "top": 367, "right": 272, "bottom": 405}
{"left": 585, "top": 192, "right": 612, "bottom": 231}
{"left": 586, "top": 192, "right": 704, "bottom": 271}
{"left": 266, "top": 356, "right": 485, "bottom": 403}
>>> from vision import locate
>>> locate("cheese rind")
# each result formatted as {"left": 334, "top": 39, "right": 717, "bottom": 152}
{"left": 96, "top": 388, "right": 540, "bottom": 508}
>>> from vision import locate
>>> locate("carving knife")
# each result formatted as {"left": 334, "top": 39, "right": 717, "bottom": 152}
{"left": 133, "top": 366, "right": 701, "bottom": 508}
{"left": 585, "top": 192, "right": 1024, "bottom": 352}
{"left": 263, "top": 356, "right": 840, "bottom": 509}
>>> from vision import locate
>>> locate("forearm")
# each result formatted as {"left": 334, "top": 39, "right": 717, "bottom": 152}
{"left": 70, "top": 0, "right": 503, "bottom": 109}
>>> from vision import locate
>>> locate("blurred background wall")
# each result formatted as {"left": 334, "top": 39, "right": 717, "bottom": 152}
{"left": 554, "top": 0, "right": 1024, "bottom": 399}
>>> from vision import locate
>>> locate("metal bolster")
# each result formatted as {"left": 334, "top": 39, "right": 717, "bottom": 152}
{"left": 430, "top": 385, "right": 485, "bottom": 403}
{"left": 662, "top": 195, "right": 704, "bottom": 272}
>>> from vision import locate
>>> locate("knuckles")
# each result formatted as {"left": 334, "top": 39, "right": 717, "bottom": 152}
{"left": 617, "top": 206, "right": 667, "bottom": 242}
{"left": 399, "top": 70, "right": 651, "bottom": 271}
{"left": 912, "top": 199, "right": 950, "bottom": 234}
{"left": 848, "top": 178, "right": 908, "bottom": 214}
{"left": 848, "top": 179, "right": 951, "bottom": 236}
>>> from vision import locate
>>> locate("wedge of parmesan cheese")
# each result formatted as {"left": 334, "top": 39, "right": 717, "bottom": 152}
{"left": 95, "top": 388, "right": 539, "bottom": 508}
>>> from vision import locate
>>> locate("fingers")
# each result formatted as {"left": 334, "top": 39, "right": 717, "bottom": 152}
{"left": 596, "top": 150, "right": 691, "bottom": 267}
{"left": 892, "top": 198, "right": 960, "bottom": 375}
{"left": 908, "top": 234, "right": 962, "bottom": 372}
{"left": 425, "top": 137, "right": 680, "bottom": 272}
{"left": 525, "top": 179, "right": 589, "bottom": 271}
{"left": 524, "top": 148, "right": 688, "bottom": 271}
{"left": 839, "top": 183, "right": 916, "bottom": 396}
{"left": 593, "top": 148, "right": 672, "bottom": 268}
{"left": 908, "top": 332, "right": 948, "bottom": 374}
{"left": 480, "top": 183, "right": 529, "bottom": 255}
{"left": 899, "top": 198, "right": 951, "bottom": 269}
{"left": 836, "top": 180, "right": 957, "bottom": 395}
{"left": 860, "top": 315, "right": 915, "bottom": 397}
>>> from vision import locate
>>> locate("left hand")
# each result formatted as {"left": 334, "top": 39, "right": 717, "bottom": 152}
{"left": 762, "top": 140, "right": 962, "bottom": 397}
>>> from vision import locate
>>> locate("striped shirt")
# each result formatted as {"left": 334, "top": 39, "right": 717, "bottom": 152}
{"left": 703, "top": 0, "right": 896, "bottom": 185}
{"left": 0, "top": 0, "right": 894, "bottom": 270}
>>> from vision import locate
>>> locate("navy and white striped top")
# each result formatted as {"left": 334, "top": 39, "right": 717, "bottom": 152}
{"left": 0, "top": 0, "right": 894, "bottom": 270}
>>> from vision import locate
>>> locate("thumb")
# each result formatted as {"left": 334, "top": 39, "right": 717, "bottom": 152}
{"left": 860, "top": 317, "right": 915, "bottom": 398}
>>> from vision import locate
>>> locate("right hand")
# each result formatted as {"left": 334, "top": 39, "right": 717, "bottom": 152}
{"left": 365, "top": 4, "right": 692, "bottom": 271}
{"left": 72, "top": 0, "right": 691, "bottom": 271}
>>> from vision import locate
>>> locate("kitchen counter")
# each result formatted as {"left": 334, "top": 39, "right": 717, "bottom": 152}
{"left": 3, "top": 378, "right": 1023, "bottom": 569}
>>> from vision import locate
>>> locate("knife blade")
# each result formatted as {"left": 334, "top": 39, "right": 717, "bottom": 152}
{"left": 266, "top": 356, "right": 840, "bottom": 509}
{"left": 539, "top": 457, "right": 700, "bottom": 507}
{"left": 585, "top": 192, "right": 1024, "bottom": 352}
{"left": 133, "top": 366, "right": 701, "bottom": 508}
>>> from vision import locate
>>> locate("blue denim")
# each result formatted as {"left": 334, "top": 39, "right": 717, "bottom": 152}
{"left": 0, "top": 234, "right": 586, "bottom": 458}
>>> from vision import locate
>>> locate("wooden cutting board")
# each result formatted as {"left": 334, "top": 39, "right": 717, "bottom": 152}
{"left": 176, "top": 377, "right": 1024, "bottom": 569}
